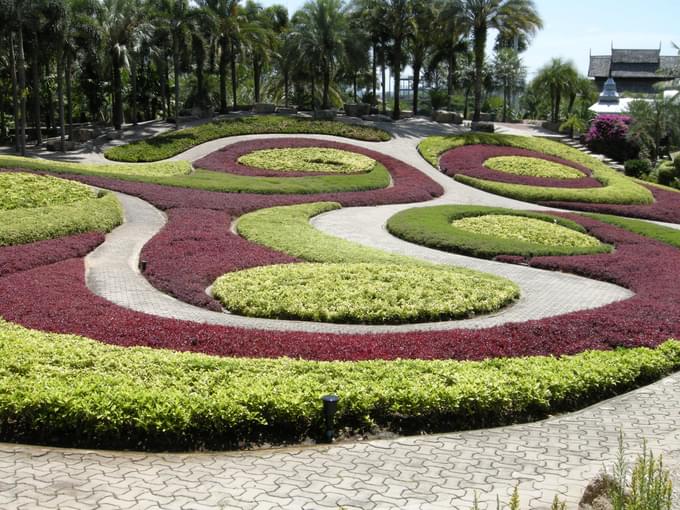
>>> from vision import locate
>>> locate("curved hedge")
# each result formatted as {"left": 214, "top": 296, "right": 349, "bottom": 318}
{"left": 387, "top": 205, "right": 612, "bottom": 259}
{"left": 485, "top": 156, "right": 585, "bottom": 180}
{"left": 1, "top": 319, "right": 678, "bottom": 450}
{"left": 237, "top": 147, "right": 375, "bottom": 174}
{"left": 213, "top": 262, "right": 519, "bottom": 324}
{"left": 419, "top": 134, "right": 652, "bottom": 205}
{"left": 104, "top": 116, "right": 391, "bottom": 162}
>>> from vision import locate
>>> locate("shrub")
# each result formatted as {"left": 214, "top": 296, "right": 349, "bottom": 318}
{"left": 429, "top": 89, "right": 449, "bottom": 110}
{"left": 485, "top": 156, "right": 585, "bottom": 180}
{"left": 1, "top": 319, "right": 679, "bottom": 450}
{"left": 624, "top": 159, "right": 652, "bottom": 178}
{"left": 585, "top": 114, "right": 639, "bottom": 162}
{"left": 0, "top": 172, "right": 95, "bottom": 210}
{"left": 237, "top": 147, "right": 375, "bottom": 174}
{"left": 104, "top": 115, "right": 391, "bottom": 162}
{"left": 656, "top": 165, "right": 676, "bottom": 186}
{"left": 212, "top": 262, "right": 519, "bottom": 324}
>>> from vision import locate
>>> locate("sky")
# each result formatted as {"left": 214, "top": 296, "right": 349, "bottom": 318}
{"left": 258, "top": 0, "right": 679, "bottom": 79}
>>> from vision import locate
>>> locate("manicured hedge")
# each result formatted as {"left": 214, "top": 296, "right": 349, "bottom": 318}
{"left": 238, "top": 147, "right": 375, "bottom": 174}
{"left": 485, "top": 156, "right": 585, "bottom": 179}
{"left": 104, "top": 115, "right": 391, "bottom": 162}
{"left": 0, "top": 192, "right": 122, "bottom": 246}
{"left": 0, "top": 155, "right": 191, "bottom": 178}
{"left": 212, "top": 262, "right": 519, "bottom": 324}
{"left": 1, "top": 319, "right": 678, "bottom": 450}
{"left": 419, "top": 134, "right": 652, "bottom": 205}
{"left": 585, "top": 213, "right": 680, "bottom": 249}
{"left": 386, "top": 205, "right": 612, "bottom": 259}
{"left": 0, "top": 172, "right": 95, "bottom": 210}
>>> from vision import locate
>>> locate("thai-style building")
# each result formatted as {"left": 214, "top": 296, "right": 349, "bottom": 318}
{"left": 588, "top": 47, "right": 679, "bottom": 94}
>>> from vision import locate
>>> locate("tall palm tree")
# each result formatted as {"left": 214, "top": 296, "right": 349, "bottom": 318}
{"left": 431, "top": 0, "right": 468, "bottom": 110}
{"left": 294, "top": 0, "right": 347, "bottom": 110}
{"left": 533, "top": 57, "right": 577, "bottom": 123}
{"left": 407, "top": 0, "right": 438, "bottom": 115}
{"left": 463, "top": 0, "right": 542, "bottom": 122}
{"left": 379, "top": 0, "right": 412, "bottom": 119}
{"left": 202, "top": 0, "right": 239, "bottom": 112}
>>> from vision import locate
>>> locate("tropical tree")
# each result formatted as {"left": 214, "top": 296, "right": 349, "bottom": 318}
{"left": 378, "top": 0, "right": 412, "bottom": 119}
{"left": 407, "top": 0, "right": 439, "bottom": 115}
{"left": 430, "top": 0, "right": 468, "bottom": 110}
{"left": 463, "top": 0, "right": 542, "bottom": 122}
{"left": 628, "top": 94, "right": 680, "bottom": 162}
{"left": 532, "top": 57, "right": 578, "bottom": 123}
{"left": 203, "top": 0, "right": 239, "bottom": 113}
{"left": 492, "top": 46, "right": 524, "bottom": 121}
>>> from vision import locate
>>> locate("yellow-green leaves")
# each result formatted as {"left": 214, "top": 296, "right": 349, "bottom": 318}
{"left": 0, "top": 172, "right": 95, "bottom": 210}
{"left": 238, "top": 148, "right": 376, "bottom": 174}
{"left": 485, "top": 156, "right": 584, "bottom": 180}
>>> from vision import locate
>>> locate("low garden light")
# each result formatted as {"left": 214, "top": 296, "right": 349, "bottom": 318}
{"left": 321, "top": 394, "right": 339, "bottom": 443}
{"left": 139, "top": 259, "right": 147, "bottom": 272}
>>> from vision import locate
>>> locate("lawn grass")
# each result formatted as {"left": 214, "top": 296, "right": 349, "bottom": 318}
{"left": 104, "top": 115, "right": 391, "bottom": 162}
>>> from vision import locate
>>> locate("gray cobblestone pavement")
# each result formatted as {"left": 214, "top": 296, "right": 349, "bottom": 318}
{"left": 1, "top": 374, "right": 679, "bottom": 509}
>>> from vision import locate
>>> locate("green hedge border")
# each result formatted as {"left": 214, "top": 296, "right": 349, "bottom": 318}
{"left": 104, "top": 116, "right": 391, "bottom": 162}
{"left": 418, "top": 134, "right": 653, "bottom": 205}
{"left": 1, "top": 319, "right": 678, "bottom": 451}
{"left": 585, "top": 213, "right": 680, "bottom": 249}
{"left": 386, "top": 205, "right": 612, "bottom": 259}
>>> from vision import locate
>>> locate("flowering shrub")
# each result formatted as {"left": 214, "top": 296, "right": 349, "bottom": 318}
{"left": 212, "top": 262, "right": 519, "bottom": 324}
{"left": 439, "top": 145, "right": 600, "bottom": 189}
{"left": 0, "top": 232, "right": 104, "bottom": 277}
{"left": 585, "top": 114, "right": 639, "bottom": 162}
{"left": 141, "top": 208, "right": 299, "bottom": 310}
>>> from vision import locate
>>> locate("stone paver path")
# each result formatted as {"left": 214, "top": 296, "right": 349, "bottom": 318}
{"left": 2, "top": 373, "right": 679, "bottom": 509}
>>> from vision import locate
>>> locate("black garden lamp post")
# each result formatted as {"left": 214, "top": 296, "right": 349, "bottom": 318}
{"left": 321, "top": 394, "right": 339, "bottom": 443}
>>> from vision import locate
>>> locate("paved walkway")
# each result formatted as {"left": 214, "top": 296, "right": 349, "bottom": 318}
{"left": 2, "top": 373, "right": 679, "bottom": 510}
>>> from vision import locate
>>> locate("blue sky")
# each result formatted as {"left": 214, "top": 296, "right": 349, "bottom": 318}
{"left": 259, "top": 0, "right": 679, "bottom": 78}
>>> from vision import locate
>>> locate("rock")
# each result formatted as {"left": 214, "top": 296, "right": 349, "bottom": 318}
{"left": 45, "top": 138, "right": 81, "bottom": 152}
{"left": 478, "top": 112, "right": 495, "bottom": 122}
{"left": 275, "top": 106, "right": 298, "bottom": 115}
{"left": 313, "top": 109, "right": 337, "bottom": 121}
{"left": 579, "top": 473, "right": 618, "bottom": 510}
{"left": 253, "top": 103, "right": 276, "bottom": 114}
{"left": 72, "top": 128, "right": 96, "bottom": 143}
{"left": 344, "top": 103, "right": 371, "bottom": 117}
{"left": 361, "top": 114, "right": 393, "bottom": 123}
{"left": 471, "top": 121, "right": 495, "bottom": 133}
{"left": 432, "top": 110, "right": 463, "bottom": 124}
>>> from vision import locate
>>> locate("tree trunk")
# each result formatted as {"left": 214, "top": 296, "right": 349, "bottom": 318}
{"left": 412, "top": 63, "right": 421, "bottom": 116}
{"left": 371, "top": 43, "right": 377, "bottom": 108}
{"left": 472, "top": 24, "right": 487, "bottom": 122}
{"left": 353, "top": 73, "right": 357, "bottom": 102}
{"left": 9, "top": 32, "right": 20, "bottom": 152}
{"left": 502, "top": 79, "right": 508, "bottom": 122}
{"left": 57, "top": 48, "right": 65, "bottom": 151}
{"left": 567, "top": 93, "right": 576, "bottom": 115}
{"left": 447, "top": 53, "right": 455, "bottom": 109}
{"left": 165, "top": 54, "right": 171, "bottom": 117}
{"left": 174, "top": 35, "right": 180, "bottom": 130}
{"left": 464, "top": 86, "right": 470, "bottom": 120}
{"left": 219, "top": 38, "right": 228, "bottom": 113}
{"left": 112, "top": 52, "right": 123, "bottom": 130}
{"left": 311, "top": 72, "right": 316, "bottom": 110}
{"left": 131, "top": 57, "right": 138, "bottom": 125}
{"left": 31, "top": 35, "right": 42, "bottom": 144}
{"left": 392, "top": 42, "right": 401, "bottom": 120}
{"left": 66, "top": 51, "right": 73, "bottom": 139}
{"left": 158, "top": 56, "right": 167, "bottom": 119}
{"left": 253, "top": 57, "right": 261, "bottom": 103}
{"left": 230, "top": 41, "right": 238, "bottom": 110}
{"left": 17, "top": 24, "right": 27, "bottom": 155}
{"left": 554, "top": 90, "right": 561, "bottom": 123}
{"left": 322, "top": 62, "right": 330, "bottom": 109}
{"left": 283, "top": 70, "right": 289, "bottom": 107}
{"left": 381, "top": 56, "right": 386, "bottom": 114}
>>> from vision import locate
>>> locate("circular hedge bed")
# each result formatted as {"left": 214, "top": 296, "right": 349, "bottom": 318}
{"left": 238, "top": 148, "right": 376, "bottom": 174}
{"left": 212, "top": 262, "right": 519, "bottom": 324}
{"left": 387, "top": 205, "right": 612, "bottom": 259}
{"left": 485, "top": 156, "right": 585, "bottom": 180}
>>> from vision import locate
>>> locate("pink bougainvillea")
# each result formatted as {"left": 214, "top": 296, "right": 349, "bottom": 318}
{"left": 439, "top": 145, "right": 602, "bottom": 189}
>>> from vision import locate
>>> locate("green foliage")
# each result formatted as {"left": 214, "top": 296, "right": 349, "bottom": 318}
{"left": 237, "top": 147, "right": 375, "bottom": 173}
{"left": 1, "top": 319, "right": 679, "bottom": 450}
{"left": 550, "top": 495, "right": 567, "bottom": 510}
{"left": 387, "top": 205, "right": 612, "bottom": 259}
{"left": 485, "top": 156, "right": 584, "bottom": 180}
{"left": 0, "top": 173, "right": 95, "bottom": 211}
{"left": 624, "top": 159, "right": 652, "bottom": 178}
{"left": 0, "top": 193, "right": 123, "bottom": 246}
{"left": 104, "top": 116, "right": 391, "bottom": 162}
{"left": 451, "top": 215, "right": 603, "bottom": 249}
{"left": 0, "top": 155, "right": 192, "bottom": 178}
{"left": 560, "top": 114, "right": 587, "bottom": 137}
{"left": 586, "top": 213, "right": 680, "bottom": 250}
{"left": 418, "top": 134, "right": 653, "bottom": 205}
{"left": 212, "top": 262, "right": 519, "bottom": 324}
{"left": 236, "top": 202, "right": 418, "bottom": 264}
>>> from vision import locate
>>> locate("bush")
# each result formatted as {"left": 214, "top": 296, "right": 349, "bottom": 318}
{"left": 0, "top": 172, "right": 95, "bottom": 210}
{"left": 656, "top": 164, "right": 676, "bottom": 186}
{"left": 486, "top": 156, "right": 584, "bottom": 180}
{"left": 585, "top": 114, "right": 639, "bottom": 162}
{"left": 1, "top": 319, "right": 679, "bottom": 450}
{"left": 429, "top": 89, "right": 449, "bottom": 110}
{"left": 624, "top": 159, "right": 652, "bottom": 178}
{"left": 104, "top": 115, "right": 391, "bottom": 162}
{"left": 237, "top": 147, "right": 375, "bottom": 174}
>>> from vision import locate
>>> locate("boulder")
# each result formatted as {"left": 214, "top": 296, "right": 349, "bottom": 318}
{"left": 253, "top": 103, "right": 276, "bottom": 114}
{"left": 72, "top": 128, "right": 96, "bottom": 143}
{"left": 275, "top": 106, "right": 298, "bottom": 115}
{"left": 579, "top": 474, "right": 618, "bottom": 510}
{"left": 344, "top": 103, "right": 371, "bottom": 117}
{"left": 313, "top": 109, "right": 337, "bottom": 121}
{"left": 432, "top": 110, "right": 463, "bottom": 124}
{"left": 361, "top": 114, "right": 393, "bottom": 123}
{"left": 471, "top": 121, "right": 495, "bottom": 133}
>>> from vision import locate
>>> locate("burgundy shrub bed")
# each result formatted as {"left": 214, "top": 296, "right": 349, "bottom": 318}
{"left": 1, "top": 214, "right": 680, "bottom": 361}
{"left": 141, "top": 208, "right": 299, "bottom": 310}
{"left": 542, "top": 185, "right": 680, "bottom": 225}
{"left": 194, "top": 138, "right": 379, "bottom": 177}
{"left": 439, "top": 145, "right": 602, "bottom": 189}
{"left": 0, "top": 232, "right": 104, "bottom": 278}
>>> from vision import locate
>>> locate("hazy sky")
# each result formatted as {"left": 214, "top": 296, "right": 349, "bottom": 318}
{"left": 258, "top": 0, "right": 679, "bottom": 78}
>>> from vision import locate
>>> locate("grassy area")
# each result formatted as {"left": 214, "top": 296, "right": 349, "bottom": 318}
{"left": 0, "top": 192, "right": 123, "bottom": 246}
{"left": 213, "top": 262, "right": 519, "bottom": 324}
{"left": 419, "top": 134, "right": 652, "bottom": 205}
{"left": 386, "top": 205, "right": 612, "bottom": 259}
{"left": 104, "top": 116, "right": 391, "bottom": 162}
{"left": 585, "top": 213, "right": 680, "bottom": 249}
{"left": 1, "top": 318, "right": 678, "bottom": 450}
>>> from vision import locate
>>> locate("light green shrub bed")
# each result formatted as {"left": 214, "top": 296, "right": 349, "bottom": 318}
{"left": 418, "top": 134, "right": 652, "bottom": 205}
{"left": 451, "top": 214, "right": 603, "bottom": 249}
{"left": 485, "top": 156, "right": 585, "bottom": 179}
{"left": 0, "top": 172, "right": 95, "bottom": 210}
{"left": 1, "top": 319, "right": 678, "bottom": 450}
{"left": 104, "top": 115, "right": 391, "bottom": 162}
{"left": 387, "top": 205, "right": 612, "bottom": 259}
{"left": 238, "top": 147, "right": 376, "bottom": 174}
{"left": 0, "top": 192, "right": 123, "bottom": 246}
{"left": 212, "top": 262, "right": 519, "bottom": 324}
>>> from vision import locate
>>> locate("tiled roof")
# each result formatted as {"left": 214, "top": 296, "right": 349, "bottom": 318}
{"left": 611, "top": 49, "right": 660, "bottom": 64}
{"left": 588, "top": 55, "right": 680, "bottom": 78}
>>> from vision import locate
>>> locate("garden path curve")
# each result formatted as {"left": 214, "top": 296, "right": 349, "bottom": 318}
{"left": 2, "top": 373, "right": 679, "bottom": 509}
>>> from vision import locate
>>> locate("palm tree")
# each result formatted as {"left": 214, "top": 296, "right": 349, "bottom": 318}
{"left": 378, "top": 0, "right": 412, "bottom": 119}
{"left": 492, "top": 46, "right": 524, "bottom": 121}
{"left": 407, "top": 0, "right": 438, "bottom": 115}
{"left": 431, "top": 0, "right": 468, "bottom": 110}
{"left": 463, "top": 0, "right": 542, "bottom": 122}
{"left": 294, "top": 0, "right": 347, "bottom": 110}
{"left": 533, "top": 57, "right": 577, "bottom": 123}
